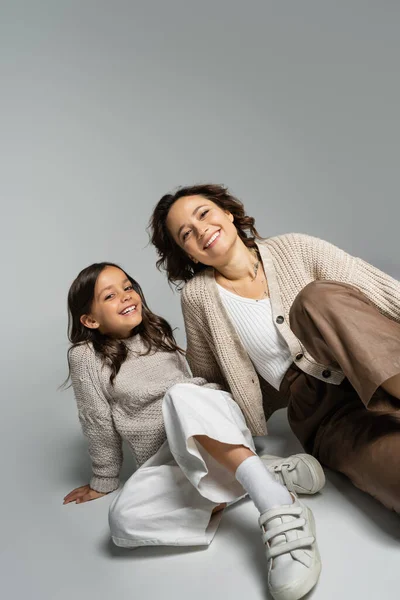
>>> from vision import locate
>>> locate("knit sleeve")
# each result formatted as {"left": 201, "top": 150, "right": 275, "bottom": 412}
{"left": 295, "top": 233, "right": 400, "bottom": 323}
{"left": 353, "top": 257, "right": 400, "bottom": 322}
{"left": 69, "top": 345, "right": 123, "bottom": 494}
{"left": 181, "top": 289, "right": 227, "bottom": 389}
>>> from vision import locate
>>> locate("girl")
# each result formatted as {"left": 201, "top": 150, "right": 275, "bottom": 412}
{"left": 63, "top": 261, "right": 324, "bottom": 600}
{"left": 150, "top": 183, "right": 400, "bottom": 514}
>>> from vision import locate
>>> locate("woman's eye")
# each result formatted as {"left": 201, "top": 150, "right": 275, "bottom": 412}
{"left": 183, "top": 230, "right": 191, "bottom": 241}
{"left": 125, "top": 285, "right": 133, "bottom": 291}
{"left": 200, "top": 209, "right": 209, "bottom": 218}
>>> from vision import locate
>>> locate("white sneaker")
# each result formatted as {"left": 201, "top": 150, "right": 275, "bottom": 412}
{"left": 259, "top": 496, "right": 321, "bottom": 600}
{"left": 260, "top": 454, "right": 326, "bottom": 495}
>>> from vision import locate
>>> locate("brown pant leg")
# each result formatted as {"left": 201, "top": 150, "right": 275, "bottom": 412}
{"left": 287, "top": 370, "right": 400, "bottom": 512}
{"left": 318, "top": 386, "right": 400, "bottom": 512}
{"left": 285, "top": 281, "right": 400, "bottom": 512}
{"left": 289, "top": 280, "right": 400, "bottom": 405}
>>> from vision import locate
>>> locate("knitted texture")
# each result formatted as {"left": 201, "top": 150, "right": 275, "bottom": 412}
{"left": 181, "top": 233, "right": 400, "bottom": 436}
{"left": 217, "top": 285, "right": 293, "bottom": 391}
{"left": 69, "top": 336, "right": 220, "bottom": 493}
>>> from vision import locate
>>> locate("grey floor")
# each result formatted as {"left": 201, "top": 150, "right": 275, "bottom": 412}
{"left": 2, "top": 2, "right": 400, "bottom": 599}
{"left": 4, "top": 404, "right": 399, "bottom": 600}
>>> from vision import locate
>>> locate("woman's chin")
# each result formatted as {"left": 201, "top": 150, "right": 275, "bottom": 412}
{"left": 202, "top": 245, "right": 233, "bottom": 266}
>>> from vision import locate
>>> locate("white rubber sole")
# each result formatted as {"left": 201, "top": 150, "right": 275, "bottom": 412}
{"left": 269, "top": 506, "right": 322, "bottom": 600}
{"left": 260, "top": 453, "right": 326, "bottom": 495}
{"left": 293, "top": 453, "right": 326, "bottom": 495}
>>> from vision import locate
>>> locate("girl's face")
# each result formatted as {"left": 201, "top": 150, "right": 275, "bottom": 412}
{"left": 81, "top": 266, "right": 142, "bottom": 339}
{"left": 166, "top": 195, "right": 238, "bottom": 267}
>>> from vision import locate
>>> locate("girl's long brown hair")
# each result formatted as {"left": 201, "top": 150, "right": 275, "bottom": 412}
{"left": 149, "top": 183, "right": 262, "bottom": 288}
{"left": 66, "top": 262, "right": 182, "bottom": 385}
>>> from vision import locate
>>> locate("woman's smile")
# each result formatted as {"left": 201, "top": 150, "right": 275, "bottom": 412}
{"left": 203, "top": 229, "right": 221, "bottom": 250}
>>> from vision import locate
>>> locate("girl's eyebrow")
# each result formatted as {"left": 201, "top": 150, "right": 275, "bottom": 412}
{"left": 98, "top": 284, "right": 114, "bottom": 298}
{"left": 177, "top": 205, "right": 209, "bottom": 238}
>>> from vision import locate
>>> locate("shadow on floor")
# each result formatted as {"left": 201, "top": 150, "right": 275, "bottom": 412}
{"left": 325, "top": 469, "right": 400, "bottom": 540}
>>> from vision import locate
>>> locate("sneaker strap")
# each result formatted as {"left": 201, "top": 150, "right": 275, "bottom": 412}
{"left": 262, "top": 518, "right": 306, "bottom": 543}
{"left": 274, "top": 462, "right": 296, "bottom": 492}
{"left": 267, "top": 536, "right": 315, "bottom": 559}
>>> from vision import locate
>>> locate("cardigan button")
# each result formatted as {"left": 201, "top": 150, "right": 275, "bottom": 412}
{"left": 276, "top": 315, "right": 284, "bottom": 324}
{"left": 295, "top": 353, "right": 303, "bottom": 361}
{"left": 322, "top": 369, "right": 331, "bottom": 379}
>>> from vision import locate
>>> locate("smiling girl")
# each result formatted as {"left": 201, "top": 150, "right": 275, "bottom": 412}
{"left": 63, "top": 261, "right": 324, "bottom": 600}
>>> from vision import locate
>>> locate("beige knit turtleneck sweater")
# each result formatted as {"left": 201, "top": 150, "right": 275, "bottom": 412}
{"left": 69, "top": 336, "right": 220, "bottom": 493}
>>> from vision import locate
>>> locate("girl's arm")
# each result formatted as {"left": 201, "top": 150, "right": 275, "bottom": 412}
{"left": 68, "top": 345, "right": 123, "bottom": 495}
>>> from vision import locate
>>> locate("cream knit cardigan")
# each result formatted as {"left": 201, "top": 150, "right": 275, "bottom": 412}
{"left": 181, "top": 233, "right": 400, "bottom": 436}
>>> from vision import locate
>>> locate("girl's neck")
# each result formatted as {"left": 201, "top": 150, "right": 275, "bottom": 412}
{"left": 214, "top": 238, "right": 258, "bottom": 282}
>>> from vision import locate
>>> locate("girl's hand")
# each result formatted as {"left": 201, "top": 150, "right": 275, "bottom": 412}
{"left": 63, "top": 484, "right": 108, "bottom": 504}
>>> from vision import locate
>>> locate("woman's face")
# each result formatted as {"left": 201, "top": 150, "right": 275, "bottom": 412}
{"left": 166, "top": 195, "right": 239, "bottom": 266}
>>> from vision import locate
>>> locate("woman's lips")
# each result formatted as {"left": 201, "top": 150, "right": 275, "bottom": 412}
{"left": 204, "top": 229, "right": 221, "bottom": 250}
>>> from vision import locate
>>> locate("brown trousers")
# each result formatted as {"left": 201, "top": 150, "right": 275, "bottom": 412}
{"left": 277, "top": 281, "right": 400, "bottom": 513}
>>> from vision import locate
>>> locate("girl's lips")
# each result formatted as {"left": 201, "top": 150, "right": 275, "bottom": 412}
{"left": 120, "top": 305, "right": 138, "bottom": 316}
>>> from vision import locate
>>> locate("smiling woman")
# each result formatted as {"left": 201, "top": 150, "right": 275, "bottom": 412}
{"left": 150, "top": 182, "right": 400, "bottom": 519}
{"left": 150, "top": 184, "right": 261, "bottom": 286}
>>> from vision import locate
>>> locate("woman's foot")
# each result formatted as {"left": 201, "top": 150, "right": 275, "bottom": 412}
{"left": 259, "top": 495, "right": 321, "bottom": 600}
{"left": 260, "top": 454, "right": 326, "bottom": 495}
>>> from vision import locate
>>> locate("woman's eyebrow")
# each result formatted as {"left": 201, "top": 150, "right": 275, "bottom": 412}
{"left": 177, "top": 205, "right": 208, "bottom": 238}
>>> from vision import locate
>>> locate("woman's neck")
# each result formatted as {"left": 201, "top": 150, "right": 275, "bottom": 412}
{"left": 214, "top": 239, "right": 258, "bottom": 282}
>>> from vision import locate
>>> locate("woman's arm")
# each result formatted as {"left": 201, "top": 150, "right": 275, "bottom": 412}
{"left": 69, "top": 345, "right": 123, "bottom": 494}
{"left": 181, "top": 293, "right": 227, "bottom": 388}
{"left": 289, "top": 233, "right": 400, "bottom": 323}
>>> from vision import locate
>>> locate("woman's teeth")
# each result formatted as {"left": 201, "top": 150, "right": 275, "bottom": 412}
{"left": 205, "top": 231, "right": 220, "bottom": 248}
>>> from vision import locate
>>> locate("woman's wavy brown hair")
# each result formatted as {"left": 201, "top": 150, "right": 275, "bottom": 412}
{"left": 149, "top": 184, "right": 262, "bottom": 287}
{"left": 66, "top": 262, "right": 182, "bottom": 385}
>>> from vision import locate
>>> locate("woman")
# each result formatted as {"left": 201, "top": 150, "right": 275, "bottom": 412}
{"left": 150, "top": 183, "right": 400, "bottom": 515}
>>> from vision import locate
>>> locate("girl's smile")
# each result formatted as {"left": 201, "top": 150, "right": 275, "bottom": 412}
{"left": 81, "top": 266, "right": 143, "bottom": 338}
{"left": 120, "top": 304, "right": 138, "bottom": 316}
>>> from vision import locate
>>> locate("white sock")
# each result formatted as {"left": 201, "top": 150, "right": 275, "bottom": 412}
{"left": 235, "top": 455, "right": 293, "bottom": 513}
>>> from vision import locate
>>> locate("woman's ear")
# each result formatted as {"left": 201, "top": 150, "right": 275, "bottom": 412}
{"left": 188, "top": 255, "right": 199, "bottom": 264}
{"left": 80, "top": 314, "right": 100, "bottom": 330}
{"left": 225, "top": 210, "right": 234, "bottom": 223}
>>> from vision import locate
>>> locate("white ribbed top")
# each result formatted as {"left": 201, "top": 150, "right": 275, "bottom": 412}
{"left": 217, "top": 284, "right": 293, "bottom": 390}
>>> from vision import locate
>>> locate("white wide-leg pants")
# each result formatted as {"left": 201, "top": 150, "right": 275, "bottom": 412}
{"left": 109, "top": 383, "right": 257, "bottom": 548}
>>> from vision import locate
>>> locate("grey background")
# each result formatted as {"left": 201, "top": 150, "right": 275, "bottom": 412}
{"left": 1, "top": 2, "right": 399, "bottom": 599}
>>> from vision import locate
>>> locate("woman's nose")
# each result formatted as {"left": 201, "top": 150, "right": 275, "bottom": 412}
{"left": 198, "top": 226, "right": 209, "bottom": 239}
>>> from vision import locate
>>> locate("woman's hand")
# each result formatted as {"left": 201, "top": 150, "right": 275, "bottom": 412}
{"left": 63, "top": 484, "right": 108, "bottom": 505}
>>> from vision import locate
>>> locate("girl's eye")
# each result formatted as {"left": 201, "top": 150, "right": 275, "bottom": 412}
{"left": 183, "top": 230, "right": 191, "bottom": 241}
{"left": 200, "top": 209, "right": 209, "bottom": 218}
{"left": 104, "top": 293, "right": 114, "bottom": 301}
